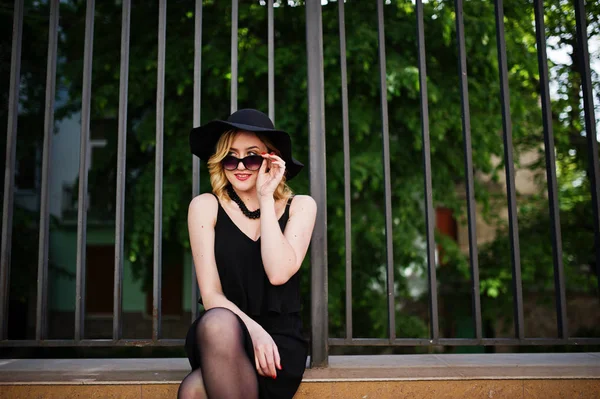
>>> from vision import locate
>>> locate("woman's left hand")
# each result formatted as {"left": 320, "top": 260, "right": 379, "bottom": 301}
{"left": 257, "top": 153, "right": 286, "bottom": 199}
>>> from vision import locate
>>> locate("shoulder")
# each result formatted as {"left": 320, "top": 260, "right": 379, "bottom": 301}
{"left": 188, "top": 193, "right": 218, "bottom": 224}
{"left": 289, "top": 195, "right": 317, "bottom": 216}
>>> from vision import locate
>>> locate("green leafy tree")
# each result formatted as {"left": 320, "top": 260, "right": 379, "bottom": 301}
{"left": 4, "top": 0, "right": 598, "bottom": 346}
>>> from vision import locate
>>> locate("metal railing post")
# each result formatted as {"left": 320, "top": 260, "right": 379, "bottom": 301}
{"left": 574, "top": 0, "right": 600, "bottom": 299}
{"left": 306, "top": 0, "right": 328, "bottom": 368}
{"left": 494, "top": 0, "right": 525, "bottom": 339}
{"left": 113, "top": 0, "right": 131, "bottom": 341}
{"left": 533, "top": 0, "right": 568, "bottom": 338}
{"left": 152, "top": 0, "right": 167, "bottom": 342}
{"left": 0, "top": 0, "right": 24, "bottom": 341}
{"left": 36, "top": 0, "right": 60, "bottom": 342}
{"left": 415, "top": 0, "right": 439, "bottom": 342}
{"left": 191, "top": 0, "right": 203, "bottom": 322}
{"left": 454, "top": 0, "right": 482, "bottom": 340}
{"left": 74, "top": 0, "right": 96, "bottom": 342}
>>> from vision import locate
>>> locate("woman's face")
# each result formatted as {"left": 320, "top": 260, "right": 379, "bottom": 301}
{"left": 224, "top": 131, "right": 268, "bottom": 192}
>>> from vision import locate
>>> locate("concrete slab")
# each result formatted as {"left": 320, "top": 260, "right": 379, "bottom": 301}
{"left": 0, "top": 353, "right": 598, "bottom": 384}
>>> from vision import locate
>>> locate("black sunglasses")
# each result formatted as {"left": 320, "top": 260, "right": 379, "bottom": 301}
{"left": 221, "top": 155, "right": 264, "bottom": 171}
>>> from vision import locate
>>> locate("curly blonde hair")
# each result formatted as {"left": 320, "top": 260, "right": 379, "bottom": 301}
{"left": 207, "top": 130, "right": 293, "bottom": 202}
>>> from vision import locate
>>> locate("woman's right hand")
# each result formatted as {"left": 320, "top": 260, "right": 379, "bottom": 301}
{"left": 248, "top": 325, "right": 281, "bottom": 379}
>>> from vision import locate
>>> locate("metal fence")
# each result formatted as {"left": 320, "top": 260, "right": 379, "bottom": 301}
{"left": 1, "top": 0, "right": 600, "bottom": 368}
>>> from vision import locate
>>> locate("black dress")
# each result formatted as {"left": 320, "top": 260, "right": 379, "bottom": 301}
{"left": 185, "top": 195, "right": 308, "bottom": 399}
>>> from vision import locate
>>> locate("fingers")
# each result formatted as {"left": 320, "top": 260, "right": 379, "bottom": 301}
{"left": 265, "top": 153, "right": 284, "bottom": 163}
{"left": 259, "top": 154, "right": 269, "bottom": 175}
{"left": 255, "top": 355, "right": 266, "bottom": 377}
{"left": 255, "top": 343, "right": 279, "bottom": 379}
{"left": 257, "top": 153, "right": 285, "bottom": 196}
{"left": 267, "top": 347, "right": 277, "bottom": 378}
{"left": 264, "top": 154, "right": 285, "bottom": 180}
{"left": 274, "top": 345, "right": 282, "bottom": 371}
{"left": 258, "top": 350, "right": 271, "bottom": 377}
{"left": 261, "top": 153, "right": 286, "bottom": 168}
{"left": 269, "top": 163, "right": 285, "bottom": 181}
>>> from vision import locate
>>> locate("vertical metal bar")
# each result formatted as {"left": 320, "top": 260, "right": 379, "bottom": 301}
{"left": 0, "top": 0, "right": 24, "bottom": 341}
{"left": 75, "top": 0, "right": 95, "bottom": 342}
{"left": 231, "top": 0, "right": 238, "bottom": 114}
{"left": 533, "top": 0, "right": 567, "bottom": 338}
{"left": 191, "top": 0, "right": 203, "bottom": 322}
{"left": 113, "top": 0, "right": 131, "bottom": 341}
{"left": 36, "top": 0, "right": 59, "bottom": 342}
{"left": 268, "top": 0, "right": 274, "bottom": 123}
{"left": 338, "top": 0, "right": 352, "bottom": 342}
{"left": 153, "top": 0, "right": 166, "bottom": 342}
{"left": 574, "top": 0, "right": 600, "bottom": 298}
{"left": 305, "top": 0, "right": 328, "bottom": 368}
{"left": 494, "top": 0, "right": 524, "bottom": 339}
{"left": 376, "top": 0, "right": 396, "bottom": 343}
{"left": 416, "top": 0, "right": 439, "bottom": 341}
{"left": 454, "top": 0, "right": 482, "bottom": 340}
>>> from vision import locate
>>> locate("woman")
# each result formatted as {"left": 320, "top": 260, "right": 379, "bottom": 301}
{"left": 179, "top": 109, "right": 317, "bottom": 399}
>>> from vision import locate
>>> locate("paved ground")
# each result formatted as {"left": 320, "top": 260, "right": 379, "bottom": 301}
{"left": 0, "top": 352, "right": 599, "bottom": 384}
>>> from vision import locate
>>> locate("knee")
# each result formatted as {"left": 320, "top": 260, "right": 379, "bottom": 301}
{"left": 178, "top": 371, "right": 206, "bottom": 399}
{"left": 196, "top": 308, "right": 241, "bottom": 345}
{"left": 178, "top": 383, "right": 206, "bottom": 399}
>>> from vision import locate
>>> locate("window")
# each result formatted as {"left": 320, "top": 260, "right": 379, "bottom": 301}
{"left": 86, "top": 245, "right": 115, "bottom": 315}
{"left": 15, "top": 146, "right": 40, "bottom": 192}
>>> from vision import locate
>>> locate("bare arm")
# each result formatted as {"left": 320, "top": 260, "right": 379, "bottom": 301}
{"left": 259, "top": 195, "right": 317, "bottom": 285}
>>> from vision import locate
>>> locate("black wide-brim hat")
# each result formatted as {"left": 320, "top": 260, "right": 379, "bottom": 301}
{"left": 190, "top": 108, "right": 304, "bottom": 180}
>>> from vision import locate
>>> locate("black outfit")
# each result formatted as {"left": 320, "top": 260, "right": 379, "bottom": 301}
{"left": 185, "top": 195, "right": 308, "bottom": 399}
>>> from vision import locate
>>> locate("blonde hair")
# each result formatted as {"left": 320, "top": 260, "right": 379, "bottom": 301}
{"left": 207, "top": 130, "right": 293, "bottom": 202}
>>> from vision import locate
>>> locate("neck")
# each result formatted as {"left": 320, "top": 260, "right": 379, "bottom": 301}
{"left": 230, "top": 186, "right": 260, "bottom": 210}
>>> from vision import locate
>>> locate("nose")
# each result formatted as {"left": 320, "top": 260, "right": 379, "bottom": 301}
{"left": 236, "top": 159, "right": 246, "bottom": 170}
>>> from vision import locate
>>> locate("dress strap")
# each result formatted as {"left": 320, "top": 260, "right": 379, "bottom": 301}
{"left": 209, "top": 192, "right": 221, "bottom": 208}
{"left": 286, "top": 195, "right": 295, "bottom": 209}
{"left": 280, "top": 195, "right": 294, "bottom": 223}
{"left": 209, "top": 192, "right": 225, "bottom": 223}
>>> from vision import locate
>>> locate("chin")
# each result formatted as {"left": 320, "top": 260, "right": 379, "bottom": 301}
{"left": 227, "top": 176, "right": 256, "bottom": 192}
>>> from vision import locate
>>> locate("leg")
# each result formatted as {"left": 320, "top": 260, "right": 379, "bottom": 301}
{"left": 194, "top": 307, "right": 259, "bottom": 399}
{"left": 178, "top": 369, "right": 207, "bottom": 399}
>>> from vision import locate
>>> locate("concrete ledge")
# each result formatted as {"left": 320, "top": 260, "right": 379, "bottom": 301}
{"left": 303, "top": 352, "right": 600, "bottom": 381}
{"left": 0, "top": 353, "right": 599, "bottom": 398}
{"left": 1, "top": 353, "right": 599, "bottom": 384}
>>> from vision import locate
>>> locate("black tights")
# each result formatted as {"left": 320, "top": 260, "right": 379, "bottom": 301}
{"left": 178, "top": 308, "right": 259, "bottom": 399}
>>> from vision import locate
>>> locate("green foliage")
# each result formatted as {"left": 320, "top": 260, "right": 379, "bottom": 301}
{"left": 4, "top": 0, "right": 598, "bottom": 344}
{"left": 474, "top": 0, "right": 600, "bottom": 332}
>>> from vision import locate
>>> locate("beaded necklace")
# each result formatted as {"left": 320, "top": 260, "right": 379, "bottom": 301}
{"left": 226, "top": 185, "right": 260, "bottom": 219}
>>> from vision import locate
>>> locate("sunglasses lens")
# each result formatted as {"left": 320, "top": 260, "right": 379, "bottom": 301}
{"left": 222, "top": 156, "right": 239, "bottom": 170}
{"left": 244, "top": 156, "right": 263, "bottom": 171}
